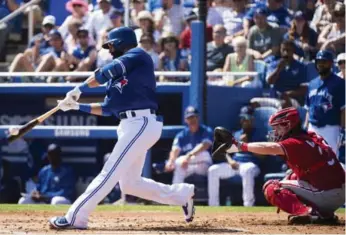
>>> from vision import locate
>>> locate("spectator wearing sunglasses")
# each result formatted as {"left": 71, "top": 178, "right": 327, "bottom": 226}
{"left": 9, "top": 16, "right": 56, "bottom": 75}
{"left": 139, "top": 33, "right": 159, "bottom": 70}
{"left": 319, "top": 2, "right": 345, "bottom": 56}
{"left": 59, "top": 0, "right": 90, "bottom": 40}
{"left": 65, "top": 28, "right": 97, "bottom": 82}
{"left": 337, "top": 53, "right": 345, "bottom": 79}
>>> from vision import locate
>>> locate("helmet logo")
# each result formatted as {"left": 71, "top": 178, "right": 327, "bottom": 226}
{"left": 112, "top": 78, "right": 128, "bottom": 93}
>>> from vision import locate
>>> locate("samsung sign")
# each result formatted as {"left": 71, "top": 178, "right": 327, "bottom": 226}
{"left": 54, "top": 129, "right": 90, "bottom": 137}
{"left": 0, "top": 115, "right": 97, "bottom": 126}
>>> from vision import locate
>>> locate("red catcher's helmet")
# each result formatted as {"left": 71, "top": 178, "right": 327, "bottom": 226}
{"left": 268, "top": 107, "right": 301, "bottom": 142}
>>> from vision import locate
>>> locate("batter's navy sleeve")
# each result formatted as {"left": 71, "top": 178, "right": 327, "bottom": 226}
{"left": 94, "top": 53, "right": 142, "bottom": 84}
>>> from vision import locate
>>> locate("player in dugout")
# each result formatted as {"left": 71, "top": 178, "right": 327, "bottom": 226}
{"left": 212, "top": 107, "right": 345, "bottom": 224}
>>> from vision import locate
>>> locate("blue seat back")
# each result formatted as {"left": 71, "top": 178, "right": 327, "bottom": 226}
{"left": 254, "top": 60, "right": 268, "bottom": 88}
{"left": 252, "top": 107, "right": 278, "bottom": 141}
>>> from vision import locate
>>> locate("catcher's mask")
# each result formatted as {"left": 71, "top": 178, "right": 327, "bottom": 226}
{"left": 268, "top": 107, "right": 300, "bottom": 142}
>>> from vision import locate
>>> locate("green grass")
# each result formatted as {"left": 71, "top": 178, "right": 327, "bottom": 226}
{"left": 0, "top": 204, "right": 344, "bottom": 214}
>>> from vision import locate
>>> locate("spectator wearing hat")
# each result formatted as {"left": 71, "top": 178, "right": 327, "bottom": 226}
{"left": 244, "top": 0, "right": 291, "bottom": 37}
{"left": 319, "top": 2, "right": 345, "bottom": 55}
{"left": 59, "top": 0, "right": 90, "bottom": 40}
{"left": 35, "top": 30, "right": 68, "bottom": 80}
{"left": 0, "top": 0, "right": 19, "bottom": 61}
{"left": 130, "top": 0, "right": 146, "bottom": 27}
{"left": 109, "top": 8, "right": 124, "bottom": 28}
{"left": 247, "top": 8, "right": 282, "bottom": 60}
{"left": 207, "top": 24, "right": 234, "bottom": 72}
{"left": 208, "top": 106, "right": 261, "bottom": 207}
{"left": 284, "top": 11, "right": 318, "bottom": 61}
{"left": 134, "top": 10, "right": 161, "bottom": 44}
{"left": 311, "top": 0, "right": 337, "bottom": 33}
{"left": 165, "top": 106, "right": 213, "bottom": 184}
{"left": 139, "top": 33, "right": 160, "bottom": 70}
{"left": 65, "top": 28, "right": 97, "bottom": 82}
{"left": 18, "top": 144, "right": 75, "bottom": 205}
{"left": 266, "top": 39, "right": 308, "bottom": 107}
{"left": 153, "top": 0, "right": 184, "bottom": 36}
{"left": 9, "top": 15, "right": 56, "bottom": 74}
{"left": 222, "top": 0, "right": 249, "bottom": 43}
{"left": 337, "top": 53, "right": 345, "bottom": 79}
{"left": 158, "top": 32, "right": 188, "bottom": 82}
{"left": 86, "top": 0, "right": 116, "bottom": 42}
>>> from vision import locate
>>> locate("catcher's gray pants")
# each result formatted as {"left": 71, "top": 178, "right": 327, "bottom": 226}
{"left": 281, "top": 180, "right": 345, "bottom": 214}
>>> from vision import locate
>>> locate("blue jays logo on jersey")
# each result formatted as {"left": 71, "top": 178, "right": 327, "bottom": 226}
{"left": 112, "top": 78, "right": 128, "bottom": 93}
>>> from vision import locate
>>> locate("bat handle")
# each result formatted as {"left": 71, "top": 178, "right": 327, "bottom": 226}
{"left": 37, "top": 106, "right": 60, "bottom": 123}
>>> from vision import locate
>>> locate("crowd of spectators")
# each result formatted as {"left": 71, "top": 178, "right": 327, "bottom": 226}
{"left": 0, "top": 0, "right": 344, "bottom": 84}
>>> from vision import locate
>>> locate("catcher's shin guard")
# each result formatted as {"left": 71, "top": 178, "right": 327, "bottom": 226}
{"left": 262, "top": 180, "right": 310, "bottom": 216}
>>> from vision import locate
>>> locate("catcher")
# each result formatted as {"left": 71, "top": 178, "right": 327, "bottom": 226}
{"left": 212, "top": 107, "right": 345, "bottom": 224}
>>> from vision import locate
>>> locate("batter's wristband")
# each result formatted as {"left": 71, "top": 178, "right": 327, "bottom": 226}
{"left": 78, "top": 82, "right": 89, "bottom": 93}
{"left": 239, "top": 142, "right": 248, "bottom": 152}
{"left": 79, "top": 104, "right": 92, "bottom": 114}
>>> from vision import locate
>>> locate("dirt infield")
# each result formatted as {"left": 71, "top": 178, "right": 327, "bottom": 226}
{"left": 0, "top": 209, "right": 344, "bottom": 235}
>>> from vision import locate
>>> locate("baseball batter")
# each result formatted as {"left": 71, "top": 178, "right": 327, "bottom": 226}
{"left": 213, "top": 107, "right": 345, "bottom": 224}
{"left": 304, "top": 50, "right": 345, "bottom": 155}
{"left": 48, "top": 27, "right": 195, "bottom": 230}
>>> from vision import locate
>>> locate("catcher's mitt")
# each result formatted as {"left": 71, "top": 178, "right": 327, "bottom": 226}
{"left": 212, "top": 126, "right": 235, "bottom": 160}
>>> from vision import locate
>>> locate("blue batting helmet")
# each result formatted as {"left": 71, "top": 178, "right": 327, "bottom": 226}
{"left": 315, "top": 50, "right": 334, "bottom": 62}
{"left": 102, "top": 27, "right": 138, "bottom": 50}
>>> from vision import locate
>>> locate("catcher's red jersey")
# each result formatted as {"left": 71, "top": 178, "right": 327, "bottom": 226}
{"left": 279, "top": 131, "right": 345, "bottom": 190}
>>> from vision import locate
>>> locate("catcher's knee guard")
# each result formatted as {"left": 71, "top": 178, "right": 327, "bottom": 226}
{"left": 263, "top": 180, "right": 310, "bottom": 216}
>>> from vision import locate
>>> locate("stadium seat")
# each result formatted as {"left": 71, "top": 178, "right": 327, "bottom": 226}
{"left": 252, "top": 106, "right": 278, "bottom": 139}
{"left": 254, "top": 60, "right": 268, "bottom": 88}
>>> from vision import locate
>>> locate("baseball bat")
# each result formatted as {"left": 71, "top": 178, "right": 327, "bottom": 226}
{"left": 6, "top": 106, "right": 60, "bottom": 143}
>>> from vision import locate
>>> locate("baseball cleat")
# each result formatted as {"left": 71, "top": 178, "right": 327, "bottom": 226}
{"left": 49, "top": 216, "right": 86, "bottom": 230}
{"left": 288, "top": 214, "right": 339, "bottom": 225}
{"left": 182, "top": 197, "right": 195, "bottom": 223}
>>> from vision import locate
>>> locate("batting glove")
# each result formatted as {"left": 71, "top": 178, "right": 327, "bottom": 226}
{"left": 65, "top": 86, "right": 82, "bottom": 102}
{"left": 57, "top": 99, "right": 79, "bottom": 112}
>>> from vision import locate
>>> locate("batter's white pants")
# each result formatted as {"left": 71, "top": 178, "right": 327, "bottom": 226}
{"left": 208, "top": 162, "right": 260, "bottom": 207}
{"left": 172, "top": 151, "right": 212, "bottom": 184}
{"left": 18, "top": 196, "right": 71, "bottom": 205}
{"left": 65, "top": 114, "right": 195, "bottom": 228}
{"left": 308, "top": 124, "right": 340, "bottom": 155}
